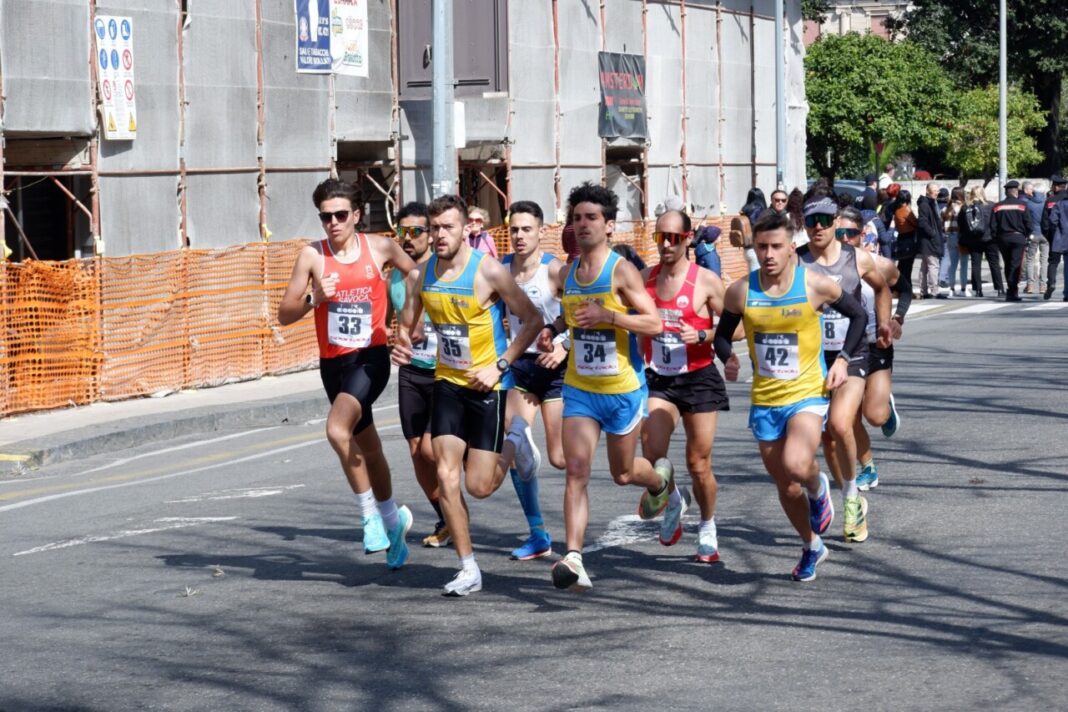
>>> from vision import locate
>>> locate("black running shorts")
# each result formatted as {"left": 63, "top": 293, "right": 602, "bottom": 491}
{"left": 824, "top": 349, "right": 869, "bottom": 380}
{"left": 398, "top": 364, "right": 435, "bottom": 439}
{"left": 867, "top": 344, "right": 894, "bottom": 374}
{"left": 431, "top": 380, "right": 506, "bottom": 452}
{"left": 645, "top": 363, "right": 730, "bottom": 414}
{"left": 510, "top": 353, "right": 566, "bottom": 402}
{"left": 319, "top": 345, "right": 391, "bottom": 434}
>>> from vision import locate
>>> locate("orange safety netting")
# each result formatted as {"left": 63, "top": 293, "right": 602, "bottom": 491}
{"left": 0, "top": 222, "right": 749, "bottom": 417}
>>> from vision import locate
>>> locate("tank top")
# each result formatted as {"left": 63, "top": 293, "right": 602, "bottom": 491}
{"left": 313, "top": 234, "right": 388, "bottom": 359}
{"left": 797, "top": 243, "right": 866, "bottom": 356}
{"left": 860, "top": 280, "right": 877, "bottom": 344}
{"left": 420, "top": 250, "right": 512, "bottom": 390}
{"left": 388, "top": 267, "right": 438, "bottom": 370}
{"left": 643, "top": 263, "right": 713, "bottom": 376}
{"left": 562, "top": 250, "right": 643, "bottom": 394}
{"left": 743, "top": 265, "right": 827, "bottom": 407}
{"left": 503, "top": 252, "right": 561, "bottom": 355}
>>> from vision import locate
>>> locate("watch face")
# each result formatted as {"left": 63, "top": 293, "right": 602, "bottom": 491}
{"left": 497, "top": 358, "right": 509, "bottom": 371}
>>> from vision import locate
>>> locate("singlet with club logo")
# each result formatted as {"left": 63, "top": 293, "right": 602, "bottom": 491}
{"left": 313, "top": 233, "right": 388, "bottom": 359}
{"left": 562, "top": 250, "right": 643, "bottom": 394}
{"left": 421, "top": 250, "right": 512, "bottom": 390}
{"left": 389, "top": 267, "right": 437, "bottom": 369}
{"left": 797, "top": 242, "right": 868, "bottom": 358}
{"left": 503, "top": 252, "right": 561, "bottom": 355}
{"left": 743, "top": 265, "right": 827, "bottom": 406}
{"left": 643, "top": 262, "right": 714, "bottom": 376}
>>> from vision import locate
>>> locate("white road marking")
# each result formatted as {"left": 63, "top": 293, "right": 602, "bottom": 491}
{"left": 1024, "top": 302, "right": 1068, "bottom": 311}
{"left": 950, "top": 303, "right": 1012, "bottom": 314}
{"left": 12, "top": 517, "right": 237, "bottom": 557}
{"left": 582, "top": 513, "right": 740, "bottom": 554}
{"left": 166, "top": 484, "right": 305, "bottom": 503}
{"left": 905, "top": 303, "right": 943, "bottom": 315}
{"left": 305, "top": 400, "right": 398, "bottom": 426}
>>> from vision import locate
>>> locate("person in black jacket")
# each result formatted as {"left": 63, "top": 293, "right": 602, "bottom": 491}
{"left": 916, "top": 183, "right": 946, "bottom": 298}
{"left": 957, "top": 185, "right": 1004, "bottom": 298}
{"left": 1042, "top": 175, "right": 1068, "bottom": 299}
{"left": 991, "top": 180, "right": 1032, "bottom": 302}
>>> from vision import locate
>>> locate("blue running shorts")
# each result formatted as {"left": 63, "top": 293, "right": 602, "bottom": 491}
{"left": 749, "top": 396, "right": 830, "bottom": 442}
{"left": 562, "top": 383, "right": 648, "bottom": 435}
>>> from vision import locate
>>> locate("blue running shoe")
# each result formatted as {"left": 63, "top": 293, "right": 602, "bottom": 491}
{"left": 362, "top": 511, "right": 389, "bottom": 554}
{"left": 385, "top": 505, "right": 413, "bottom": 569}
{"left": 808, "top": 472, "right": 834, "bottom": 536}
{"left": 857, "top": 461, "right": 879, "bottom": 491}
{"left": 791, "top": 542, "right": 829, "bottom": 582}
{"left": 881, "top": 393, "right": 900, "bottom": 438}
{"left": 511, "top": 529, "right": 552, "bottom": 560}
{"left": 659, "top": 487, "right": 689, "bottom": 546}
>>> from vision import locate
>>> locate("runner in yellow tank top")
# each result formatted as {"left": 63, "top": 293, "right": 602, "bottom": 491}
{"left": 712, "top": 211, "right": 867, "bottom": 583}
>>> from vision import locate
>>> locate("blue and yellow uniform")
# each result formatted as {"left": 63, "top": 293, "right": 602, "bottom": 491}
{"left": 742, "top": 265, "right": 829, "bottom": 441}
{"left": 560, "top": 250, "right": 647, "bottom": 434}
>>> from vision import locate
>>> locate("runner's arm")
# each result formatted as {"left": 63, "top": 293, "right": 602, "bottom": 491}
{"left": 277, "top": 244, "right": 319, "bottom": 326}
{"left": 712, "top": 279, "right": 746, "bottom": 363}
{"left": 607, "top": 259, "right": 663, "bottom": 337}
{"left": 857, "top": 249, "right": 892, "bottom": 346}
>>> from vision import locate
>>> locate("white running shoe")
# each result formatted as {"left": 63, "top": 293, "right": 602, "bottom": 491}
{"left": 443, "top": 567, "right": 483, "bottom": 597}
{"left": 509, "top": 416, "right": 542, "bottom": 482}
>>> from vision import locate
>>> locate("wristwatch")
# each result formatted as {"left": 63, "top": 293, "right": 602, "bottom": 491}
{"left": 496, "top": 357, "right": 510, "bottom": 372}
{"left": 698, "top": 329, "right": 708, "bottom": 343}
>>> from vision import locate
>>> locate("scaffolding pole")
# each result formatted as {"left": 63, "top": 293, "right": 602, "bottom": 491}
{"left": 431, "top": 0, "right": 456, "bottom": 195}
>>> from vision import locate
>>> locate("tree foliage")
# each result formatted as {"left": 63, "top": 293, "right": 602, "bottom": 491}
{"left": 805, "top": 33, "right": 955, "bottom": 180}
{"left": 943, "top": 86, "right": 1047, "bottom": 181}
{"left": 801, "top": 0, "right": 830, "bottom": 23}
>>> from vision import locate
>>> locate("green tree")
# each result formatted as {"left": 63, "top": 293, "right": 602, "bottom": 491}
{"left": 805, "top": 33, "right": 955, "bottom": 181}
{"left": 943, "top": 85, "right": 1047, "bottom": 182}
{"left": 801, "top": 0, "right": 830, "bottom": 23}
{"left": 888, "top": 0, "right": 1068, "bottom": 173}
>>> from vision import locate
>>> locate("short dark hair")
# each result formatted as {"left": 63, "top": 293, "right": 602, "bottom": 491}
{"left": 428, "top": 194, "right": 469, "bottom": 220}
{"left": 568, "top": 182, "right": 618, "bottom": 221}
{"left": 396, "top": 201, "right": 429, "bottom": 224}
{"left": 752, "top": 210, "right": 793, "bottom": 239}
{"left": 312, "top": 178, "right": 361, "bottom": 210}
{"left": 837, "top": 206, "right": 864, "bottom": 227}
{"left": 656, "top": 209, "right": 692, "bottom": 233}
{"left": 508, "top": 200, "right": 544, "bottom": 225}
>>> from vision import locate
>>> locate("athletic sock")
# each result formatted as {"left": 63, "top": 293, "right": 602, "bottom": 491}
{"left": 860, "top": 456, "right": 874, "bottom": 471}
{"left": 804, "top": 535, "right": 824, "bottom": 551}
{"left": 842, "top": 480, "right": 859, "bottom": 499}
{"left": 460, "top": 553, "right": 478, "bottom": 572}
{"left": 355, "top": 489, "right": 377, "bottom": 518}
{"left": 667, "top": 485, "right": 682, "bottom": 508}
{"left": 807, "top": 473, "right": 828, "bottom": 499}
{"left": 377, "top": 497, "right": 399, "bottom": 531}
{"left": 698, "top": 518, "right": 717, "bottom": 539}
{"left": 429, "top": 497, "right": 444, "bottom": 522}
{"left": 510, "top": 468, "right": 545, "bottom": 532}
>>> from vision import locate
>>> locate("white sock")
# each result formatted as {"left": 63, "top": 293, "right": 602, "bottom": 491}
{"left": 843, "top": 479, "right": 859, "bottom": 499}
{"left": 377, "top": 497, "right": 399, "bottom": 531}
{"left": 667, "top": 485, "right": 682, "bottom": 508}
{"left": 460, "top": 554, "right": 478, "bottom": 572}
{"left": 804, "top": 534, "right": 823, "bottom": 551}
{"left": 355, "top": 489, "right": 377, "bottom": 518}
{"left": 807, "top": 473, "right": 827, "bottom": 499}
{"left": 699, "top": 518, "right": 717, "bottom": 540}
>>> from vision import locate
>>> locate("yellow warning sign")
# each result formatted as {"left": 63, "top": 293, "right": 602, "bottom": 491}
{"left": 107, "top": 113, "right": 116, "bottom": 132}
{"left": 128, "top": 114, "right": 136, "bottom": 132}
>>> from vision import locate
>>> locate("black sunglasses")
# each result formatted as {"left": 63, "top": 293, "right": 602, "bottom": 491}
{"left": 396, "top": 225, "right": 428, "bottom": 238}
{"left": 318, "top": 210, "right": 351, "bottom": 224}
{"left": 804, "top": 213, "right": 834, "bottom": 229}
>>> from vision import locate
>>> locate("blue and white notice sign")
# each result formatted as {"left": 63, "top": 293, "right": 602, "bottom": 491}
{"left": 295, "top": 0, "right": 332, "bottom": 73}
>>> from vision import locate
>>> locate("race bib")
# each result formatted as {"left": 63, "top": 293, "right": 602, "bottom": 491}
{"left": 651, "top": 332, "right": 688, "bottom": 376}
{"left": 821, "top": 308, "right": 848, "bottom": 351}
{"left": 754, "top": 332, "right": 800, "bottom": 380}
{"left": 327, "top": 301, "right": 372, "bottom": 348}
{"left": 573, "top": 328, "right": 619, "bottom": 376}
{"left": 435, "top": 323, "right": 472, "bottom": 370}
{"left": 411, "top": 322, "right": 439, "bottom": 364}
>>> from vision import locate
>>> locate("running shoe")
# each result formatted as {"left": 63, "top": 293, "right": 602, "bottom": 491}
{"left": 509, "top": 415, "right": 542, "bottom": 482}
{"left": 362, "top": 511, "right": 389, "bottom": 554}
{"left": 695, "top": 527, "right": 720, "bottom": 564}
{"left": 385, "top": 505, "right": 413, "bottom": 569}
{"left": 422, "top": 520, "right": 451, "bottom": 548}
{"left": 511, "top": 529, "right": 552, "bottom": 560}
{"left": 659, "top": 487, "right": 689, "bottom": 546}
{"left": 856, "top": 461, "right": 879, "bottom": 491}
{"left": 551, "top": 551, "right": 592, "bottom": 592}
{"left": 638, "top": 458, "right": 673, "bottom": 520}
{"left": 843, "top": 495, "right": 869, "bottom": 543}
{"left": 791, "top": 542, "right": 829, "bottom": 582}
{"left": 443, "top": 567, "right": 482, "bottom": 597}
{"left": 808, "top": 472, "right": 834, "bottom": 536}
{"left": 881, "top": 393, "right": 900, "bottom": 438}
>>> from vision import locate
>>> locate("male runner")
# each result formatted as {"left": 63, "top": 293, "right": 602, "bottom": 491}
{"left": 278, "top": 178, "right": 417, "bottom": 569}
{"left": 713, "top": 211, "right": 868, "bottom": 581}
{"left": 640, "top": 209, "right": 736, "bottom": 562}
{"left": 500, "top": 200, "right": 567, "bottom": 561}
{"left": 392, "top": 194, "right": 543, "bottom": 597}
{"left": 796, "top": 193, "right": 891, "bottom": 543}
{"left": 836, "top": 208, "right": 908, "bottom": 490}
{"left": 386, "top": 202, "right": 451, "bottom": 547}
{"left": 537, "top": 182, "right": 668, "bottom": 592}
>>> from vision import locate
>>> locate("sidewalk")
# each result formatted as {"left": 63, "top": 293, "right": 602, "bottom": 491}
{"left": 0, "top": 367, "right": 399, "bottom": 472}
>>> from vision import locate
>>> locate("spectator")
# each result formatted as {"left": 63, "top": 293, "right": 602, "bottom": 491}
{"left": 561, "top": 205, "right": 580, "bottom": 263}
{"left": 740, "top": 188, "right": 767, "bottom": 229}
{"left": 941, "top": 187, "right": 969, "bottom": 296}
{"left": 991, "top": 180, "right": 1031, "bottom": 301}
{"left": 1021, "top": 180, "right": 1048, "bottom": 294}
{"left": 692, "top": 225, "right": 722, "bottom": 276}
{"left": 916, "top": 183, "right": 946, "bottom": 298}
{"left": 465, "top": 206, "right": 500, "bottom": 259}
{"left": 768, "top": 189, "right": 789, "bottom": 217}
{"left": 893, "top": 189, "right": 919, "bottom": 297}
{"left": 611, "top": 242, "right": 646, "bottom": 271}
{"left": 878, "top": 162, "right": 895, "bottom": 190}
{"left": 785, "top": 188, "right": 806, "bottom": 245}
{"left": 958, "top": 185, "right": 1003, "bottom": 298}
{"left": 859, "top": 173, "right": 878, "bottom": 210}
{"left": 1044, "top": 184, "right": 1068, "bottom": 301}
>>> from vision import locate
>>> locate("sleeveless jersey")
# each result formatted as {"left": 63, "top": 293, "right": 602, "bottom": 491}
{"left": 313, "top": 234, "right": 388, "bottom": 359}
{"left": 389, "top": 267, "right": 438, "bottom": 369}
{"left": 420, "top": 250, "right": 512, "bottom": 390}
{"left": 503, "top": 252, "right": 561, "bottom": 355}
{"left": 643, "top": 263, "right": 713, "bottom": 376}
{"left": 562, "top": 250, "right": 643, "bottom": 394}
{"left": 743, "top": 266, "right": 827, "bottom": 407}
{"left": 797, "top": 243, "right": 866, "bottom": 356}
{"left": 860, "top": 280, "right": 877, "bottom": 344}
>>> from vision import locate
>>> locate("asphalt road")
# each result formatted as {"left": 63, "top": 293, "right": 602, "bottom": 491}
{"left": 3, "top": 298, "right": 1068, "bottom": 711}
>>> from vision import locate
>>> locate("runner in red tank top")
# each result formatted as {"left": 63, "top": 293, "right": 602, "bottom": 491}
{"left": 639, "top": 209, "right": 738, "bottom": 563}
{"left": 278, "top": 178, "right": 419, "bottom": 570}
